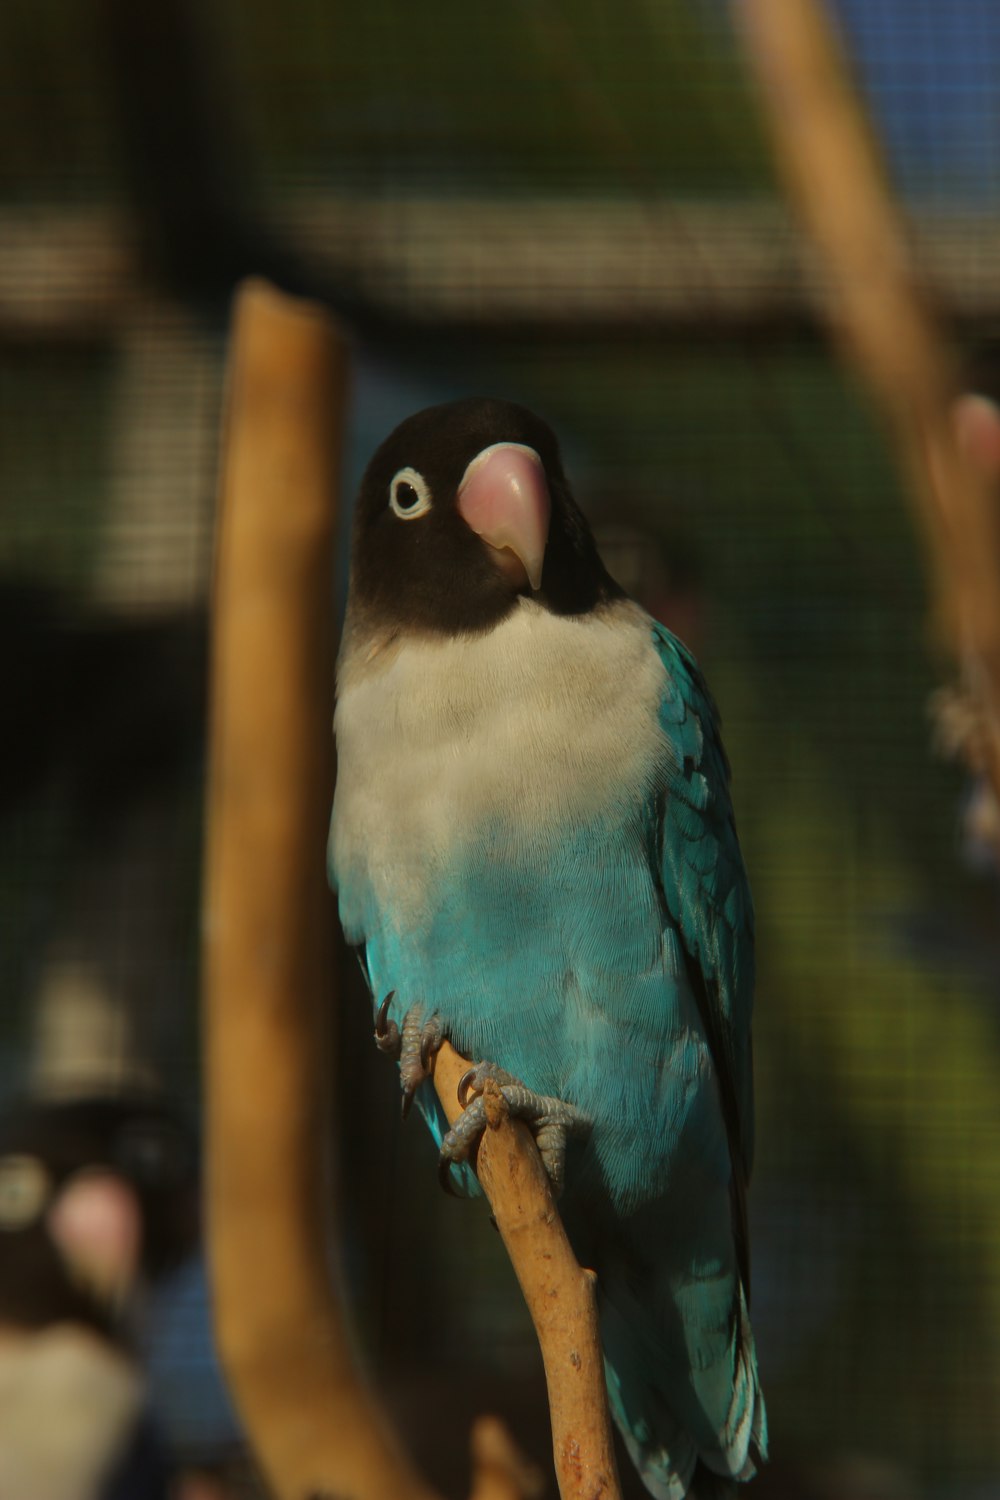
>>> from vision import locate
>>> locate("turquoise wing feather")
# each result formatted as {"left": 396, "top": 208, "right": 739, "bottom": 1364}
{"left": 651, "top": 622, "right": 755, "bottom": 1186}
{"left": 596, "top": 623, "right": 764, "bottom": 1499}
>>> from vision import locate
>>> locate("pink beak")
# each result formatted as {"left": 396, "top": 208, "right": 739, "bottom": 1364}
{"left": 456, "top": 442, "right": 550, "bottom": 592}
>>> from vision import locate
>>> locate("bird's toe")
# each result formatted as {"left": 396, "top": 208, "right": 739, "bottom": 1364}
{"left": 399, "top": 1004, "right": 446, "bottom": 1118}
{"left": 438, "top": 1063, "right": 590, "bottom": 1197}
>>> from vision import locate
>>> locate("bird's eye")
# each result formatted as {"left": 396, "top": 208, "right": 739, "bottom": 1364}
{"left": 389, "top": 468, "right": 432, "bottom": 520}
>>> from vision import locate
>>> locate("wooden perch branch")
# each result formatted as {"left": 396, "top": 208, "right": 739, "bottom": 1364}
{"left": 434, "top": 1043, "right": 622, "bottom": 1500}
{"left": 735, "top": 0, "right": 1000, "bottom": 809}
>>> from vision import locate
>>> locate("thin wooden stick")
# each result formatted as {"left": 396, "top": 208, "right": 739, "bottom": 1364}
{"left": 434, "top": 1042, "right": 622, "bottom": 1500}
{"left": 203, "top": 278, "right": 439, "bottom": 1500}
{"left": 735, "top": 0, "right": 1000, "bottom": 803}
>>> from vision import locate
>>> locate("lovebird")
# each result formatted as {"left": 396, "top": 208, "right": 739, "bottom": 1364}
{"left": 329, "top": 398, "right": 767, "bottom": 1499}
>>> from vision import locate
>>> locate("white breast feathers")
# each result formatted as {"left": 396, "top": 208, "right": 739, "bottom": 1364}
{"left": 331, "top": 597, "right": 667, "bottom": 921}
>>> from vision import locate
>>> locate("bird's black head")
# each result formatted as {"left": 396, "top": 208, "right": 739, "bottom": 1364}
{"left": 347, "top": 397, "right": 621, "bottom": 636}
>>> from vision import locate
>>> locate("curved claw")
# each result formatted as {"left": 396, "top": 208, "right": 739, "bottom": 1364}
{"left": 373, "top": 991, "right": 401, "bottom": 1057}
{"left": 437, "top": 1156, "right": 462, "bottom": 1197}
{"left": 457, "top": 1066, "right": 480, "bottom": 1109}
{"left": 420, "top": 1026, "right": 440, "bottom": 1074}
{"left": 374, "top": 990, "right": 395, "bottom": 1037}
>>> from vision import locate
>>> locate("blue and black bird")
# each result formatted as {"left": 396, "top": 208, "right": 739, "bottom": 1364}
{"left": 329, "top": 398, "right": 767, "bottom": 1499}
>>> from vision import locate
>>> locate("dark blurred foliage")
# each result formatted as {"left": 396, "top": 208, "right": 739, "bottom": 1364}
{"left": 1, "top": 2, "right": 1000, "bottom": 1499}
{"left": 2, "top": 583, "right": 205, "bottom": 818}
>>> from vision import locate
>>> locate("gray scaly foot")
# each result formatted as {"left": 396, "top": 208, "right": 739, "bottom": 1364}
{"left": 439, "top": 1061, "right": 590, "bottom": 1196}
{"left": 398, "top": 1004, "right": 446, "bottom": 1119}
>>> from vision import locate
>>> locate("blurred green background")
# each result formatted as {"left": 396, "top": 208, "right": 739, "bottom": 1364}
{"left": 2, "top": 2, "right": 1000, "bottom": 1497}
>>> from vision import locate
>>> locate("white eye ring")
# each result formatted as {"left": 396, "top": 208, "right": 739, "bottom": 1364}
{"left": 389, "top": 467, "right": 433, "bottom": 520}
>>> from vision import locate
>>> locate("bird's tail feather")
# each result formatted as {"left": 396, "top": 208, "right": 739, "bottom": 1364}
{"left": 602, "top": 1281, "right": 766, "bottom": 1500}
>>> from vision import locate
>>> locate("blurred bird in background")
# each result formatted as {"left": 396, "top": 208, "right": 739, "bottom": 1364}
{"left": 0, "top": 1094, "right": 197, "bottom": 1500}
{"left": 329, "top": 398, "right": 766, "bottom": 1499}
